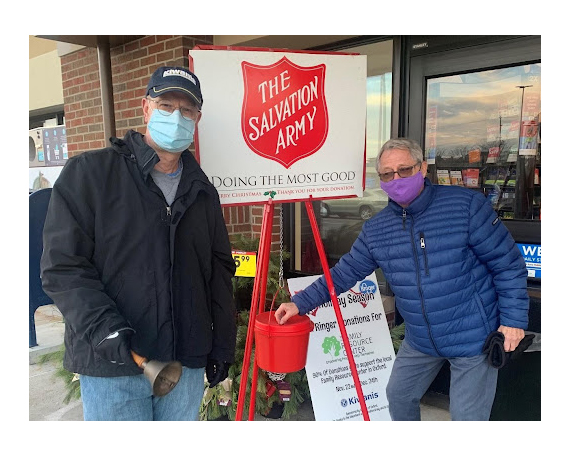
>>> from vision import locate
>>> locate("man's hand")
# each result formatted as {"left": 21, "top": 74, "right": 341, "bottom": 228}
{"left": 274, "top": 302, "right": 299, "bottom": 325}
{"left": 497, "top": 325, "right": 525, "bottom": 352}
{"left": 94, "top": 327, "right": 137, "bottom": 367}
{"left": 206, "top": 359, "right": 230, "bottom": 388}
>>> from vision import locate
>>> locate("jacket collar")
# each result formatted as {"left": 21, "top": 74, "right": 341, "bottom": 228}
{"left": 111, "top": 130, "right": 159, "bottom": 179}
{"left": 388, "top": 177, "right": 436, "bottom": 215}
{"left": 177, "top": 146, "right": 213, "bottom": 196}
{"left": 111, "top": 130, "right": 214, "bottom": 196}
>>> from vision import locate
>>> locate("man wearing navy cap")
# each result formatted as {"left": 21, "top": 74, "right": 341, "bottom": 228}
{"left": 41, "top": 66, "right": 237, "bottom": 420}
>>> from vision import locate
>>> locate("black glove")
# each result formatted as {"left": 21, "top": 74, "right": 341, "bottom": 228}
{"left": 206, "top": 359, "right": 230, "bottom": 388}
{"left": 509, "top": 333, "right": 535, "bottom": 361}
{"left": 482, "top": 331, "right": 535, "bottom": 369}
{"left": 94, "top": 326, "right": 137, "bottom": 367}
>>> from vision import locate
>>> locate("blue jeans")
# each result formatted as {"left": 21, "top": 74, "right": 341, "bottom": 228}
{"left": 386, "top": 339, "right": 498, "bottom": 421}
{"left": 80, "top": 366, "right": 205, "bottom": 421}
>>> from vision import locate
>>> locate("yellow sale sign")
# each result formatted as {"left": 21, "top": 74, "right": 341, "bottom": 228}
{"left": 232, "top": 250, "right": 257, "bottom": 277}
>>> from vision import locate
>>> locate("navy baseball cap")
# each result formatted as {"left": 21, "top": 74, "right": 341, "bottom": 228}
{"left": 146, "top": 66, "right": 203, "bottom": 108}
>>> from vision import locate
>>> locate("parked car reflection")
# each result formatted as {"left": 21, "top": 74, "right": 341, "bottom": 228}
{"left": 320, "top": 218, "right": 393, "bottom": 297}
{"left": 320, "top": 188, "right": 388, "bottom": 220}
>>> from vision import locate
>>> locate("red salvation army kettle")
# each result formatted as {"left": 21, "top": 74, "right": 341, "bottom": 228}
{"left": 254, "top": 311, "right": 314, "bottom": 373}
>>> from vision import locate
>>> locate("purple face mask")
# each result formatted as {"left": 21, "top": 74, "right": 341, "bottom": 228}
{"left": 380, "top": 170, "right": 424, "bottom": 206}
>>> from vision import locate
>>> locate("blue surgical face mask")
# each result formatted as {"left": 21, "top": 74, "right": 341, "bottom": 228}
{"left": 147, "top": 109, "right": 195, "bottom": 153}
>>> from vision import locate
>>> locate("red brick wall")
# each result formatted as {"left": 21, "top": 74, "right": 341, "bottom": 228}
{"left": 60, "top": 47, "right": 103, "bottom": 158}
{"left": 224, "top": 205, "right": 283, "bottom": 252}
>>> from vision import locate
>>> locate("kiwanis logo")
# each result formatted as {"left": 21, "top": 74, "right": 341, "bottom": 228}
{"left": 241, "top": 56, "right": 328, "bottom": 168}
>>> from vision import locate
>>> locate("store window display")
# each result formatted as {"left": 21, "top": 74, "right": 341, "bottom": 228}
{"left": 424, "top": 64, "right": 541, "bottom": 221}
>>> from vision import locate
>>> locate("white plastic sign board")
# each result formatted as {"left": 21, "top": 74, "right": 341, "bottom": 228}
{"left": 189, "top": 48, "right": 367, "bottom": 206}
{"left": 287, "top": 273, "right": 395, "bottom": 421}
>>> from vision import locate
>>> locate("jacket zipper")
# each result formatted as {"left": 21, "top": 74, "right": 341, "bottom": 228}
{"left": 420, "top": 232, "right": 429, "bottom": 276}
{"left": 409, "top": 217, "right": 441, "bottom": 355}
{"left": 150, "top": 185, "right": 178, "bottom": 360}
{"left": 165, "top": 193, "right": 190, "bottom": 361}
{"left": 169, "top": 224, "right": 176, "bottom": 359}
{"left": 402, "top": 209, "right": 407, "bottom": 230}
{"left": 157, "top": 196, "right": 175, "bottom": 359}
{"left": 165, "top": 202, "right": 177, "bottom": 360}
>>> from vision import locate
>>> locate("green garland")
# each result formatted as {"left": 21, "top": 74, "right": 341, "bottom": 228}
{"left": 200, "top": 310, "right": 311, "bottom": 421}
{"left": 390, "top": 322, "right": 405, "bottom": 353}
{"left": 38, "top": 346, "right": 81, "bottom": 404}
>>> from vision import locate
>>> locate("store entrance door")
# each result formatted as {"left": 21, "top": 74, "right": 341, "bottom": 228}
{"left": 404, "top": 36, "right": 541, "bottom": 419}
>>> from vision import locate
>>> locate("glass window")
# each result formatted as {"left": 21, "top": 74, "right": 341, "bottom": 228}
{"left": 425, "top": 64, "right": 541, "bottom": 220}
{"left": 292, "top": 40, "right": 393, "bottom": 299}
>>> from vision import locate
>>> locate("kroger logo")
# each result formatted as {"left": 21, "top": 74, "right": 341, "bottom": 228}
{"left": 359, "top": 280, "right": 377, "bottom": 294}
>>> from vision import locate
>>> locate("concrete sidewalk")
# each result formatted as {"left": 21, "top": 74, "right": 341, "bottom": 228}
{"left": 29, "top": 305, "right": 83, "bottom": 421}
{"left": 29, "top": 304, "right": 450, "bottom": 421}
{"left": 29, "top": 304, "right": 65, "bottom": 364}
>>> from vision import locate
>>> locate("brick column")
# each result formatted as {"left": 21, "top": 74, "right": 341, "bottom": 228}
{"left": 60, "top": 47, "right": 102, "bottom": 158}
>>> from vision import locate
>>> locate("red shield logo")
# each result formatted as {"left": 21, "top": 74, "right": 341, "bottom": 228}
{"left": 241, "top": 57, "right": 328, "bottom": 169}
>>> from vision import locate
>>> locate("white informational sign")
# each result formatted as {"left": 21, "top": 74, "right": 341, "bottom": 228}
{"left": 189, "top": 47, "right": 367, "bottom": 206}
{"left": 287, "top": 273, "right": 395, "bottom": 421}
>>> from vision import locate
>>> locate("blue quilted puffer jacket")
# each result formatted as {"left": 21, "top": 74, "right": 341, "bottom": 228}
{"left": 292, "top": 179, "right": 529, "bottom": 358}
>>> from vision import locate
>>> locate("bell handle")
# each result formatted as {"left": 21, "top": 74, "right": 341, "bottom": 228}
{"left": 130, "top": 350, "right": 147, "bottom": 369}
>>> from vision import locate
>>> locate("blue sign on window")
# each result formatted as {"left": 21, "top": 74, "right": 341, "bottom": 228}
{"left": 517, "top": 243, "right": 541, "bottom": 278}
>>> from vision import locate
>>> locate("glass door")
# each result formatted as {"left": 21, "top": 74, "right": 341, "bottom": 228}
{"left": 405, "top": 38, "right": 542, "bottom": 409}
{"left": 406, "top": 35, "right": 541, "bottom": 292}
{"left": 424, "top": 64, "right": 541, "bottom": 220}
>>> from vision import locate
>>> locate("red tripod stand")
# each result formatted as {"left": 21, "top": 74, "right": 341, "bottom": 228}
{"left": 235, "top": 196, "right": 370, "bottom": 421}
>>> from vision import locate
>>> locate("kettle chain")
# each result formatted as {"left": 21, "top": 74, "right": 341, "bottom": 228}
{"left": 278, "top": 205, "right": 284, "bottom": 289}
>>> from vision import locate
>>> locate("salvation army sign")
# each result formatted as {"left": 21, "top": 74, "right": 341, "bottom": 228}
{"left": 189, "top": 47, "right": 367, "bottom": 206}
{"left": 241, "top": 57, "right": 328, "bottom": 168}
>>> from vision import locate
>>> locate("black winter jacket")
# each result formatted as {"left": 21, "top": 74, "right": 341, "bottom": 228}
{"left": 40, "top": 130, "right": 237, "bottom": 377}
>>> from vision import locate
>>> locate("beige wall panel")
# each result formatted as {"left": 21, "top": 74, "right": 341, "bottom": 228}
{"left": 213, "top": 35, "right": 264, "bottom": 46}
{"left": 29, "top": 50, "right": 64, "bottom": 112}
{"left": 29, "top": 36, "right": 57, "bottom": 59}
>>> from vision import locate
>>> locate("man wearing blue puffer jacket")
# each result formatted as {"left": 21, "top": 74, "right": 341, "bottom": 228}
{"left": 274, "top": 138, "right": 529, "bottom": 421}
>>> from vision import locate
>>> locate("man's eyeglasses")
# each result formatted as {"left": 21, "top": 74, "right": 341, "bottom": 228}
{"left": 378, "top": 162, "right": 421, "bottom": 182}
{"left": 147, "top": 98, "right": 201, "bottom": 121}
